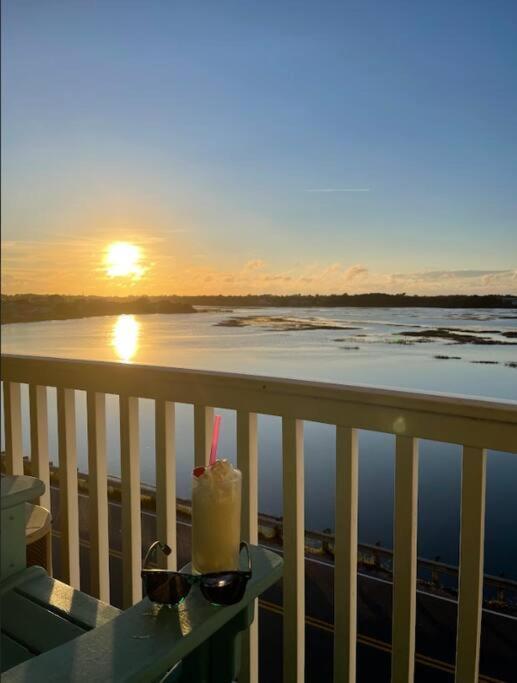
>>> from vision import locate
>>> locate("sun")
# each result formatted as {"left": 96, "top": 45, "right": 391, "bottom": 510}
{"left": 105, "top": 242, "right": 144, "bottom": 279}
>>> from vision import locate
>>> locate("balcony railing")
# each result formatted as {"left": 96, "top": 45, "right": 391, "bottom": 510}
{"left": 2, "top": 353, "right": 516, "bottom": 683}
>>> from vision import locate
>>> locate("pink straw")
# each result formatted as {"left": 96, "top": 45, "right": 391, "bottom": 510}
{"left": 209, "top": 415, "right": 222, "bottom": 466}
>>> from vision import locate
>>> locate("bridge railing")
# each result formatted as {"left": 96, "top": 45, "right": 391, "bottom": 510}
{"left": 2, "top": 353, "right": 516, "bottom": 683}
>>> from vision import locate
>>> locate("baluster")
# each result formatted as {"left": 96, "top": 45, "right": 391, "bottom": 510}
{"left": 119, "top": 395, "right": 142, "bottom": 607}
{"left": 194, "top": 405, "right": 214, "bottom": 467}
{"left": 29, "top": 385, "right": 50, "bottom": 510}
{"left": 57, "top": 387, "right": 80, "bottom": 588}
{"left": 237, "top": 411, "right": 259, "bottom": 683}
{"left": 334, "top": 427, "right": 358, "bottom": 683}
{"left": 455, "top": 446, "right": 487, "bottom": 683}
{"left": 155, "top": 399, "right": 176, "bottom": 570}
{"left": 392, "top": 435, "right": 419, "bottom": 683}
{"left": 87, "top": 391, "right": 110, "bottom": 602}
{"left": 282, "top": 417, "right": 304, "bottom": 683}
{"left": 3, "top": 381, "right": 23, "bottom": 475}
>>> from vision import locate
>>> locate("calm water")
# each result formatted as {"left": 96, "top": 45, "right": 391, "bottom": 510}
{"left": 2, "top": 307, "right": 517, "bottom": 576}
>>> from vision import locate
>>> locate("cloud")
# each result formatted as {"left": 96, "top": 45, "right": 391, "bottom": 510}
{"left": 390, "top": 269, "right": 514, "bottom": 284}
{"left": 263, "top": 274, "right": 292, "bottom": 282}
{"left": 481, "top": 273, "right": 505, "bottom": 285}
{"left": 305, "top": 188, "right": 370, "bottom": 193}
{"left": 344, "top": 264, "right": 368, "bottom": 281}
{"left": 386, "top": 269, "right": 517, "bottom": 294}
{"left": 481, "top": 270, "right": 517, "bottom": 286}
{"left": 244, "top": 259, "right": 265, "bottom": 271}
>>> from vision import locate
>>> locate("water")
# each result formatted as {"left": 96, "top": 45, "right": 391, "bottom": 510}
{"left": 2, "top": 307, "right": 517, "bottom": 577}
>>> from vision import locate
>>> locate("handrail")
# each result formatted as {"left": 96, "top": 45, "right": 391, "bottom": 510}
{"left": 2, "top": 354, "right": 516, "bottom": 451}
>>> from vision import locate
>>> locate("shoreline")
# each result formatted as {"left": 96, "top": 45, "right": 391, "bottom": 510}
{"left": 2, "top": 293, "right": 516, "bottom": 325}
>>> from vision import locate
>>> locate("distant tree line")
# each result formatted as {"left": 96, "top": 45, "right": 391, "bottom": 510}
{"left": 0, "top": 295, "right": 194, "bottom": 324}
{"left": 1, "top": 292, "right": 515, "bottom": 324}
{"left": 166, "top": 292, "right": 517, "bottom": 308}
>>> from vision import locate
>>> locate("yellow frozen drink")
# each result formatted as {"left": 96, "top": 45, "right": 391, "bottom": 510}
{"left": 192, "top": 459, "right": 242, "bottom": 573}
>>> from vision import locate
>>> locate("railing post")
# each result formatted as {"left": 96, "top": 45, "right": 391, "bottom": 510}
{"left": 57, "top": 387, "right": 80, "bottom": 588}
{"left": 334, "top": 426, "right": 358, "bottom": 683}
{"left": 3, "top": 381, "right": 24, "bottom": 475}
{"left": 87, "top": 391, "right": 110, "bottom": 602}
{"left": 155, "top": 399, "right": 176, "bottom": 570}
{"left": 237, "top": 411, "right": 259, "bottom": 683}
{"left": 194, "top": 405, "right": 214, "bottom": 468}
{"left": 29, "top": 385, "right": 50, "bottom": 510}
{"left": 392, "top": 435, "right": 419, "bottom": 683}
{"left": 455, "top": 446, "right": 487, "bottom": 683}
{"left": 282, "top": 417, "right": 304, "bottom": 683}
{"left": 119, "top": 395, "right": 142, "bottom": 607}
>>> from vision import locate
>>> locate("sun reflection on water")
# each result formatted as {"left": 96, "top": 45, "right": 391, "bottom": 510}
{"left": 112, "top": 315, "right": 140, "bottom": 362}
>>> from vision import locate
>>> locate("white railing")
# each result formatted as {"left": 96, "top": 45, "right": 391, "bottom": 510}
{"left": 2, "top": 353, "right": 517, "bottom": 683}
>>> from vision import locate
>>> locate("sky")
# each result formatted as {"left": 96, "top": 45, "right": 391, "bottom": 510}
{"left": 2, "top": 0, "right": 516, "bottom": 296}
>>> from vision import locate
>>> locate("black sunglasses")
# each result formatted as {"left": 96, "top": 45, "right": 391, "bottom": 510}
{"left": 141, "top": 541, "right": 252, "bottom": 606}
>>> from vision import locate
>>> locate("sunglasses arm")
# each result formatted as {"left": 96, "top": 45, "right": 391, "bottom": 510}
{"left": 142, "top": 541, "right": 172, "bottom": 570}
{"left": 239, "top": 541, "right": 252, "bottom": 573}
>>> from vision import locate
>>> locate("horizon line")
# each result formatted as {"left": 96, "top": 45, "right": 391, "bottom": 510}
{"left": 3, "top": 292, "right": 516, "bottom": 299}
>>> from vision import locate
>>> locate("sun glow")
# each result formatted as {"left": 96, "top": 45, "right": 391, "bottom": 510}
{"left": 105, "top": 242, "right": 144, "bottom": 279}
{"left": 112, "top": 314, "right": 140, "bottom": 362}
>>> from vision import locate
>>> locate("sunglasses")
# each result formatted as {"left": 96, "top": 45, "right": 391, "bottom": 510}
{"left": 141, "top": 541, "right": 252, "bottom": 606}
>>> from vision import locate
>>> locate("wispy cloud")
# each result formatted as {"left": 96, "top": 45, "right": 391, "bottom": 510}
{"left": 263, "top": 274, "right": 292, "bottom": 282}
{"left": 244, "top": 259, "right": 266, "bottom": 271}
{"left": 387, "top": 269, "right": 517, "bottom": 294}
{"left": 390, "top": 269, "right": 515, "bottom": 283}
{"left": 305, "top": 188, "right": 370, "bottom": 193}
{"left": 344, "top": 264, "right": 369, "bottom": 281}
{"left": 323, "top": 262, "right": 342, "bottom": 274}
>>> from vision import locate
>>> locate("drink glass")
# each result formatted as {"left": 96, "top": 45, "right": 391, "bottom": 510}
{"left": 192, "top": 460, "right": 242, "bottom": 574}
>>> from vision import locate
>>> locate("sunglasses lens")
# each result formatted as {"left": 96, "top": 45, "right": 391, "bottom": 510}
{"left": 144, "top": 573, "right": 191, "bottom": 605}
{"left": 201, "top": 574, "right": 248, "bottom": 605}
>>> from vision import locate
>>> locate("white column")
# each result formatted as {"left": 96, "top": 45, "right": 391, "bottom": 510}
{"left": 455, "top": 446, "right": 487, "bottom": 683}
{"left": 282, "top": 417, "right": 305, "bottom": 683}
{"left": 57, "top": 387, "right": 80, "bottom": 588}
{"left": 334, "top": 427, "right": 358, "bottom": 683}
{"left": 3, "top": 381, "right": 24, "bottom": 475}
{"left": 237, "top": 411, "right": 259, "bottom": 683}
{"left": 155, "top": 399, "right": 177, "bottom": 570}
{"left": 87, "top": 391, "right": 110, "bottom": 602}
{"left": 119, "top": 395, "right": 142, "bottom": 607}
{"left": 391, "top": 435, "right": 419, "bottom": 683}
{"left": 29, "top": 384, "right": 50, "bottom": 510}
{"left": 194, "top": 404, "right": 214, "bottom": 468}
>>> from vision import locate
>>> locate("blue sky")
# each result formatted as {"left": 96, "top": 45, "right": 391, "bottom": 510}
{"left": 2, "top": 0, "right": 516, "bottom": 295}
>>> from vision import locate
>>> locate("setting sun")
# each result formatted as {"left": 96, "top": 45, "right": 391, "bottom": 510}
{"left": 105, "top": 242, "right": 144, "bottom": 279}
